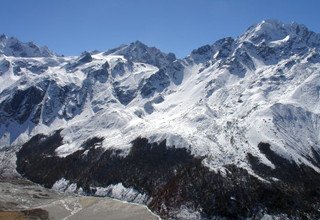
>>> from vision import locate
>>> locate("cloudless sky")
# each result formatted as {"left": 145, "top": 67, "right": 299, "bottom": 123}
{"left": 1, "top": 0, "right": 319, "bottom": 57}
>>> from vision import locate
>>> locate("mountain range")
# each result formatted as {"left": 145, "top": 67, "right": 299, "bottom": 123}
{"left": 1, "top": 20, "right": 320, "bottom": 219}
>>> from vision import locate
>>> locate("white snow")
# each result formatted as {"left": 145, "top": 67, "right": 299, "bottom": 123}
{"left": 94, "top": 183, "right": 149, "bottom": 204}
{"left": 1, "top": 20, "right": 320, "bottom": 175}
{"left": 52, "top": 178, "right": 70, "bottom": 192}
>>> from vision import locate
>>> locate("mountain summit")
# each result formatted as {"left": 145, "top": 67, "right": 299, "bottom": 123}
{"left": 104, "top": 40, "right": 177, "bottom": 67}
{"left": 239, "top": 19, "right": 320, "bottom": 44}
{"left": 1, "top": 21, "right": 320, "bottom": 219}
{"left": 0, "top": 34, "right": 54, "bottom": 57}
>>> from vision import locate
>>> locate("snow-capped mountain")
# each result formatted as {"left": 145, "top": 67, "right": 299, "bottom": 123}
{"left": 0, "top": 34, "right": 53, "bottom": 57}
{"left": 1, "top": 20, "right": 320, "bottom": 219}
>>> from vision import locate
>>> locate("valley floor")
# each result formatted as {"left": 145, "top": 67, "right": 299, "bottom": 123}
{"left": 0, "top": 179, "right": 159, "bottom": 220}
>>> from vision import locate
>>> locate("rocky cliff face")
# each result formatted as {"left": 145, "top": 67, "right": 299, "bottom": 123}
{"left": 0, "top": 34, "right": 53, "bottom": 57}
{"left": 1, "top": 20, "right": 320, "bottom": 219}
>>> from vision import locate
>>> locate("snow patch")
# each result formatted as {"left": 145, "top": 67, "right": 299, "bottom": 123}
{"left": 95, "top": 183, "right": 149, "bottom": 204}
{"left": 52, "top": 178, "right": 69, "bottom": 192}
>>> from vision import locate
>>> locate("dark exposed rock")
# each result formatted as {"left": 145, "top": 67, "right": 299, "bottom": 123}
{"left": 12, "top": 65, "right": 22, "bottom": 75}
{"left": 65, "top": 51, "right": 93, "bottom": 71}
{"left": 113, "top": 82, "right": 137, "bottom": 105}
{"left": 16, "top": 132, "right": 320, "bottom": 219}
{"left": 166, "top": 52, "right": 176, "bottom": 62}
{"left": 0, "top": 76, "right": 92, "bottom": 128}
{"left": 0, "top": 86, "right": 45, "bottom": 124}
{"left": 0, "top": 36, "right": 53, "bottom": 57}
{"left": 223, "top": 58, "right": 247, "bottom": 77}
{"left": 311, "top": 147, "right": 320, "bottom": 166}
{"left": 140, "top": 69, "right": 170, "bottom": 98}
{"left": 144, "top": 95, "right": 164, "bottom": 114}
{"left": 307, "top": 52, "right": 320, "bottom": 63}
{"left": 213, "top": 37, "right": 235, "bottom": 60}
{"left": 234, "top": 49, "right": 255, "bottom": 71}
{"left": 30, "top": 104, "right": 42, "bottom": 124}
{"left": 40, "top": 81, "right": 89, "bottom": 124}
{"left": 0, "top": 59, "right": 10, "bottom": 75}
{"left": 9, "top": 41, "right": 23, "bottom": 53}
{"left": 102, "top": 61, "right": 110, "bottom": 69}
{"left": 81, "top": 137, "right": 104, "bottom": 150}
{"left": 111, "top": 62, "right": 126, "bottom": 76}
{"left": 27, "top": 64, "right": 49, "bottom": 74}
{"left": 77, "top": 51, "right": 93, "bottom": 63}
{"left": 11, "top": 60, "right": 48, "bottom": 74}
{"left": 188, "top": 37, "right": 235, "bottom": 65}
{"left": 86, "top": 67, "right": 109, "bottom": 83}
{"left": 191, "top": 45, "right": 212, "bottom": 57}
{"left": 109, "top": 41, "right": 177, "bottom": 68}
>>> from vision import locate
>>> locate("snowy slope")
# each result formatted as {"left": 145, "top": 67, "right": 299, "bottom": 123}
{"left": 1, "top": 19, "right": 320, "bottom": 175}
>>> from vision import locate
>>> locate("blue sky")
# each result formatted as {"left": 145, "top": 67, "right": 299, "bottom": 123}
{"left": 1, "top": 0, "right": 319, "bottom": 57}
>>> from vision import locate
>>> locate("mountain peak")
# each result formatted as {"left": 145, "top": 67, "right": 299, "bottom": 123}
{"left": 0, "top": 34, "right": 54, "bottom": 57}
{"left": 105, "top": 41, "right": 176, "bottom": 67}
{"left": 130, "top": 40, "right": 148, "bottom": 49}
{"left": 77, "top": 51, "right": 93, "bottom": 63}
{"left": 0, "top": 34, "right": 7, "bottom": 40}
{"left": 103, "top": 40, "right": 149, "bottom": 57}
{"left": 239, "top": 20, "right": 312, "bottom": 44}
